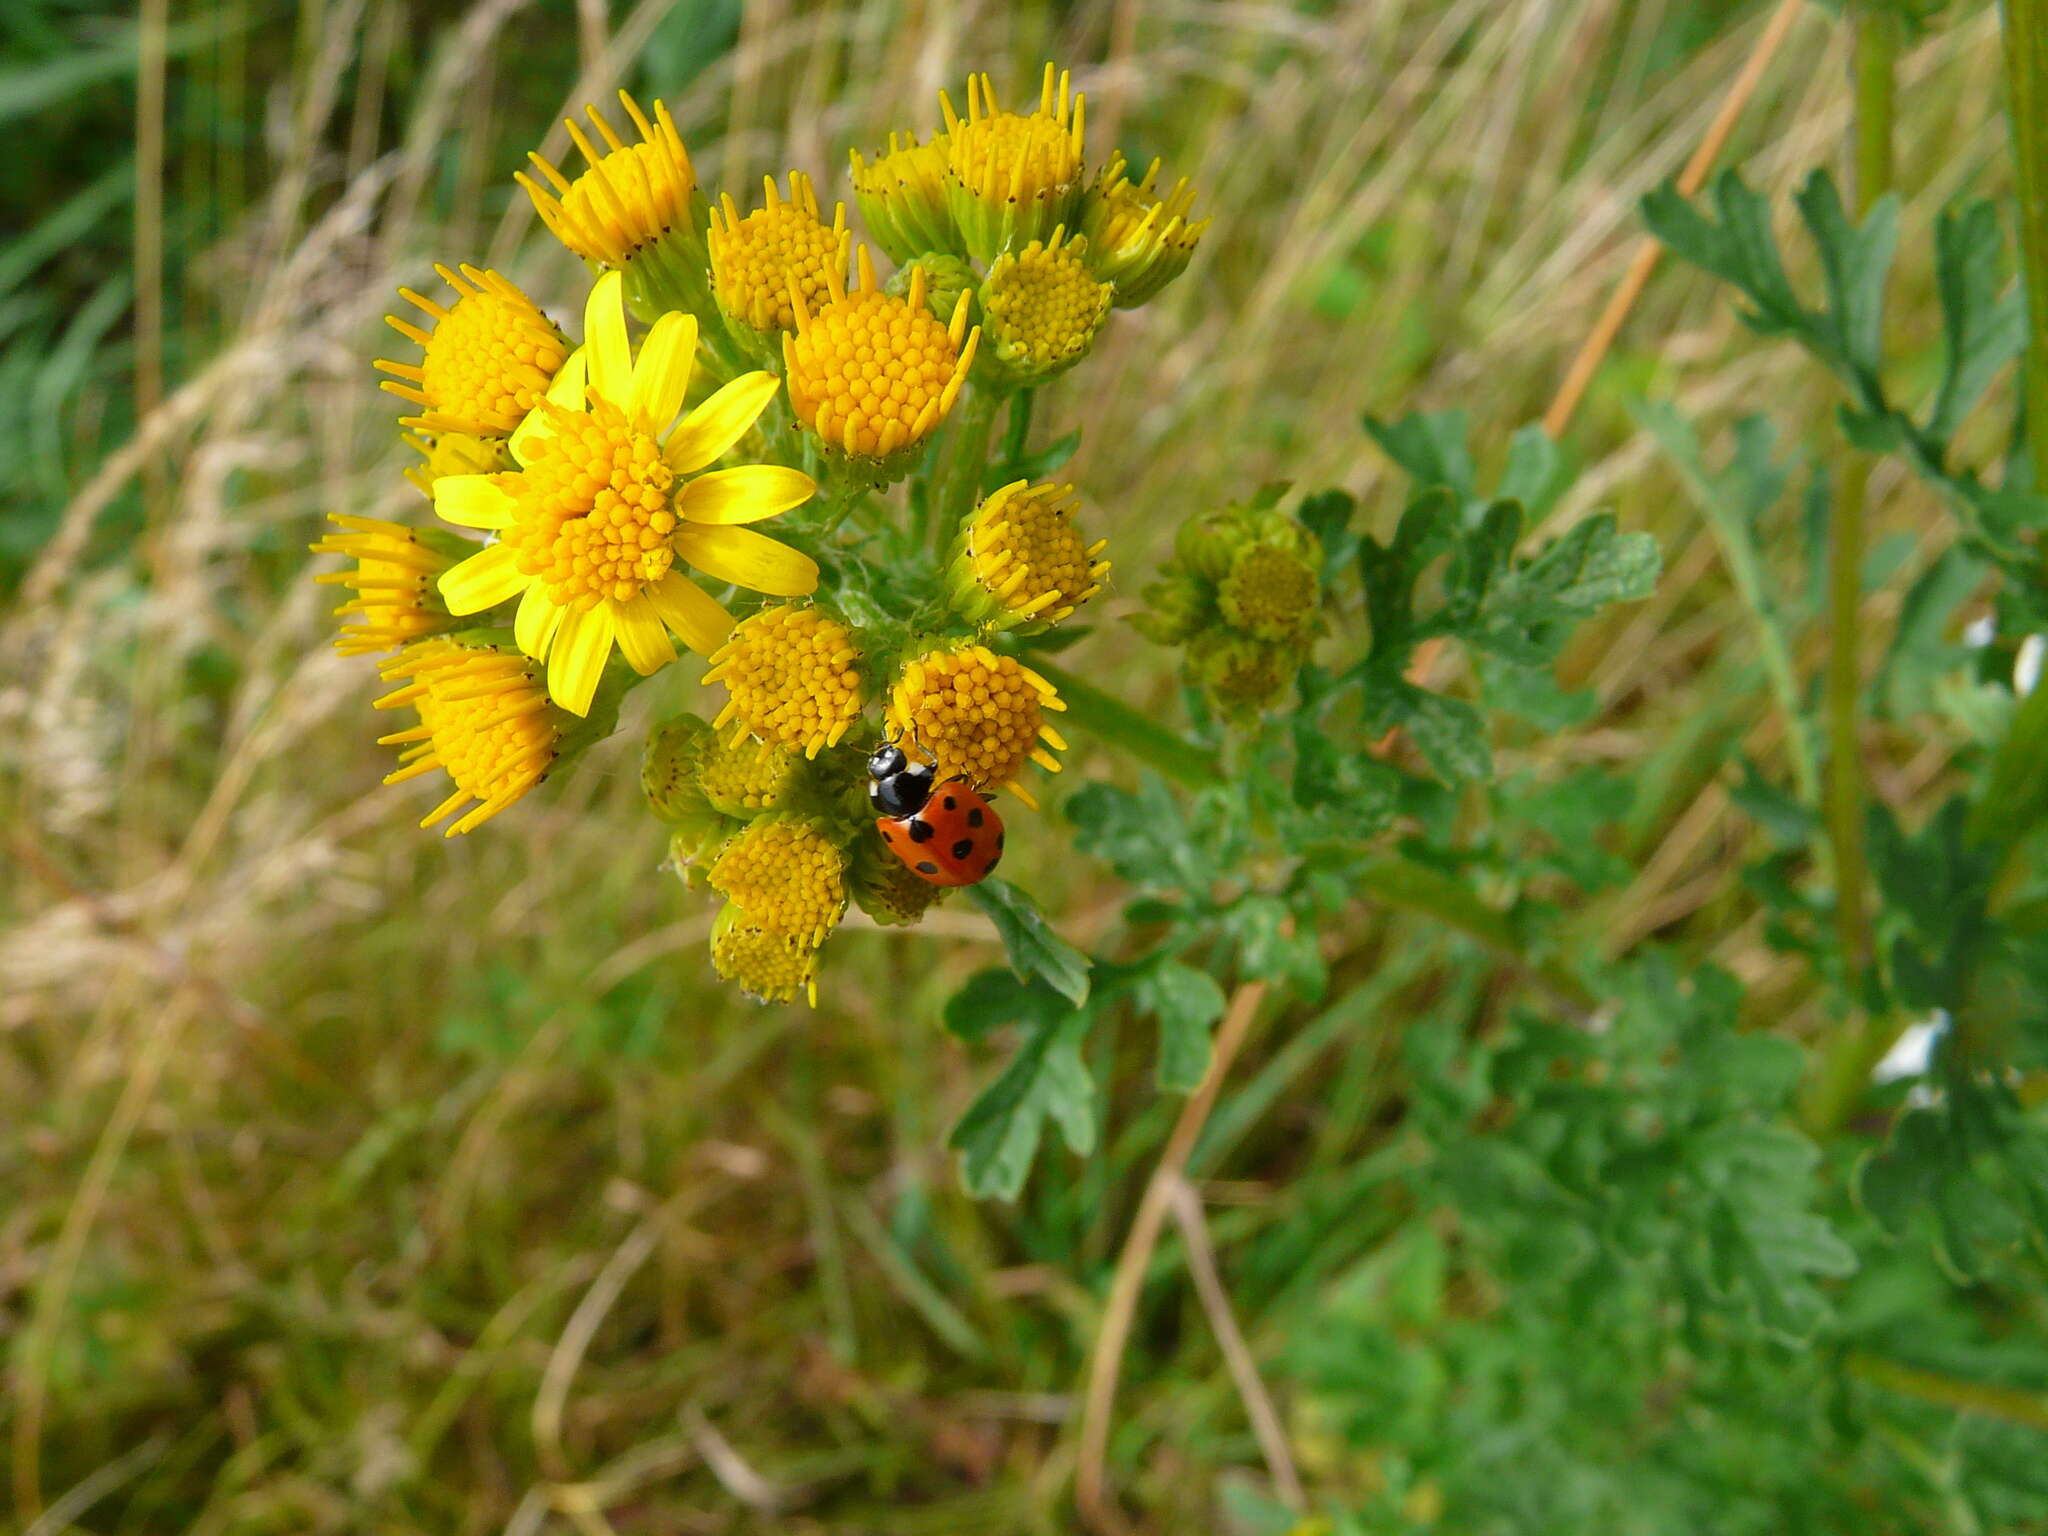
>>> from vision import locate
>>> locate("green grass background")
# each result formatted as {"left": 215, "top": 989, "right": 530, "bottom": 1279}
{"left": 0, "top": 0, "right": 2033, "bottom": 1530}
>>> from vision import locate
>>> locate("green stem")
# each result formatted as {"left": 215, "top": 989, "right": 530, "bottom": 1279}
{"left": 1029, "top": 659, "right": 1223, "bottom": 789}
{"left": 1350, "top": 856, "right": 1596, "bottom": 1010}
{"left": 1804, "top": 9, "right": 1898, "bottom": 1135}
{"left": 932, "top": 385, "right": 1003, "bottom": 558}
{"left": 2003, "top": 0, "right": 2048, "bottom": 492}
{"left": 999, "top": 388, "right": 1036, "bottom": 477}
{"left": 1845, "top": 1351, "right": 2048, "bottom": 1433}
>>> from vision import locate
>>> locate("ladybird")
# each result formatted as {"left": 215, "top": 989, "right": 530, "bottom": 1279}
{"left": 867, "top": 742, "right": 1005, "bottom": 887}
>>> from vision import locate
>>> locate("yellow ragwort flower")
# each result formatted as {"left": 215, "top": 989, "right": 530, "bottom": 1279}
{"left": 709, "top": 815, "right": 848, "bottom": 943}
{"left": 374, "top": 639, "right": 561, "bottom": 836}
{"left": 433, "top": 271, "right": 818, "bottom": 716}
{"left": 942, "top": 64, "right": 1087, "bottom": 265}
{"left": 375, "top": 265, "right": 568, "bottom": 437}
{"left": 1219, "top": 541, "right": 1319, "bottom": 642}
{"left": 309, "top": 513, "right": 461, "bottom": 656}
{"left": 783, "top": 246, "right": 979, "bottom": 479}
{"left": 707, "top": 171, "right": 850, "bottom": 340}
{"left": 517, "top": 92, "right": 698, "bottom": 266}
{"left": 698, "top": 733, "right": 804, "bottom": 817}
{"left": 948, "top": 479, "right": 1108, "bottom": 631}
{"left": 849, "top": 130, "right": 958, "bottom": 264}
{"left": 888, "top": 642, "right": 1067, "bottom": 808}
{"left": 977, "top": 226, "right": 1111, "bottom": 386}
{"left": 851, "top": 838, "right": 953, "bottom": 927}
{"left": 1078, "top": 152, "right": 1208, "bottom": 308}
{"left": 704, "top": 603, "right": 865, "bottom": 759}
{"left": 401, "top": 430, "right": 508, "bottom": 498}
{"left": 711, "top": 903, "right": 823, "bottom": 1006}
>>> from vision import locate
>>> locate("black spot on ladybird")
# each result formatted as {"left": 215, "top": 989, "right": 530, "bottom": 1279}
{"left": 967, "top": 807, "right": 984, "bottom": 827}
{"left": 916, "top": 861, "right": 940, "bottom": 875}
{"left": 951, "top": 839, "right": 974, "bottom": 859}
{"left": 996, "top": 831, "right": 1006, "bottom": 850}
{"left": 908, "top": 820, "right": 935, "bottom": 843}
{"left": 943, "top": 795, "right": 957, "bottom": 810}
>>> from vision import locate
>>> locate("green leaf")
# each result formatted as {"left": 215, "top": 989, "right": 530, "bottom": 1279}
{"left": 1970, "top": 674, "right": 2048, "bottom": 846}
{"left": 1643, "top": 170, "right": 1805, "bottom": 337}
{"left": 1496, "top": 424, "right": 1572, "bottom": 521}
{"left": 942, "top": 966, "right": 1062, "bottom": 1044}
{"left": 967, "top": 879, "right": 1091, "bottom": 1007}
{"left": 949, "top": 1007, "right": 1096, "bottom": 1200}
{"left": 1134, "top": 959, "right": 1228, "bottom": 1092}
{"left": 1794, "top": 173, "right": 1899, "bottom": 391}
{"left": 1366, "top": 410, "right": 1475, "bottom": 504}
{"left": 1298, "top": 488, "right": 1360, "bottom": 582}
{"left": 1393, "top": 686, "right": 1493, "bottom": 783}
{"left": 1928, "top": 200, "right": 2028, "bottom": 443}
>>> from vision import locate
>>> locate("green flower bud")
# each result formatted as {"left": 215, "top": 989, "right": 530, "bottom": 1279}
{"left": 1075, "top": 152, "right": 1207, "bottom": 309}
{"left": 849, "top": 834, "right": 953, "bottom": 927}
{"left": 642, "top": 713, "right": 718, "bottom": 824}
{"left": 887, "top": 253, "right": 980, "bottom": 330}
{"left": 1187, "top": 630, "right": 1295, "bottom": 717}
{"left": 1218, "top": 541, "right": 1320, "bottom": 643}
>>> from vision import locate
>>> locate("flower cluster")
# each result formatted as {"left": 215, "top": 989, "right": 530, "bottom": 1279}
{"left": 1137, "top": 495, "right": 1325, "bottom": 716}
{"left": 316, "top": 67, "right": 1206, "bottom": 1004}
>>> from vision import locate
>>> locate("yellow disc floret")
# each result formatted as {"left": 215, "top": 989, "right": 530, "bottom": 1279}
{"left": 978, "top": 226, "right": 1111, "bottom": 384}
{"left": 705, "top": 603, "right": 865, "bottom": 759}
{"left": 375, "top": 265, "right": 568, "bottom": 437}
{"left": 374, "top": 639, "right": 560, "bottom": 836}
{"left": 783, "top": 246, "right": 979, "bottom": 478}
{"left": 500, "top": 396, "right": 677, "bottom": 608}
{"left": 309, "top": 513, "right": 460, "bottom": 656}
{"left": 711, "top": 904, "right": 823, "bottom": 1007}
{"left": 1218, "top": 542, "right": 1320, "bottom": 643}
{"left": 518, "top": 92, "right": 698, "bottom": 265}
{"left": 699, "top": 734, "right": 804, "bottom": 817}
{"left": 942, "top": 65, "right": 1086, "bottom": 264}
{"left": 709, "top": 815, "right": 848, "bottom": 943}
{"left": 952, "top": 480, "right": 1108, "bottom": 630}
{"left": 849, "top": 130, "right": 958, "bottom": 264}
{"left": 888, "top": 643, "right": 1066, "bottom": 808}
{"left": 708, "top": 171, "right": 849, "bottom": 338}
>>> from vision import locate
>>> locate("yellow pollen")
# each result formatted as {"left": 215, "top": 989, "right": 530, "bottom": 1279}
{"left": 374, "top": 640, "right": 559, "bottom": 836}
{"left": 1219, "top": 544, "right": 1319, "bottom": 641}
{"left": 705, "top": 604, "right": 865, "bottom": 759}
{"left": 518, "top": 92, "right": 697, "bottom": 265}
{"left": 968, "top": 481, "right": 1108, "bottom": 625}
{"left": 310, "top": 513, "right": 455, "bottom": 656}
{"left": 699, "top": 734, "right": 803, "bottom": 815}
{"left": 888, "top": 643, "right": 1067, "bottom": 806}
{"left": 709, "top": 817, "right": 847, "bottom": 942}
{"left": 376, "top": 265, "right": 567, "bottom": 437}
{"left": 783, "top": 247, "right": 978, "bottom": 463}
{"left": 982, "top": 229, "right": 1110, "bottom": 375}
{"left": 708, "top": 172, "right": 849, "bottom": 335}
{"left": 501, "top": 397, "right": 678, "bottom": 609}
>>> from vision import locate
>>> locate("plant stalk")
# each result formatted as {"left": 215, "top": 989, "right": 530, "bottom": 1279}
{"left": 931, "top": 385, "right": 1004, "bottom": 557}
{"left": 2003, "top": 0, "right": 2048, "bottom": 493}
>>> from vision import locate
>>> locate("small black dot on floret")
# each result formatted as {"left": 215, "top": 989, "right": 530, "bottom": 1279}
{"left": 967, "top": 807, "right": 984, "bottom": 827}
{"left": 909, "top": 820, "right": 935, "bottom": 843}
{"left": 952, "top": 839, "right": 974, "bottom": 859}
{"left": 916, "top": 861, "right": 940, "bottom": 875}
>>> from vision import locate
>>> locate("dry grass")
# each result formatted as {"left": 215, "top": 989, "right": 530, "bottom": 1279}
{"left": 0, "top": 0, "right": 2018, "bottom": 1530}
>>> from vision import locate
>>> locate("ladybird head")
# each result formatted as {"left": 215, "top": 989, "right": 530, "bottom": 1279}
{"left": 867, "top": 739, "right": 936, "bottom": 818}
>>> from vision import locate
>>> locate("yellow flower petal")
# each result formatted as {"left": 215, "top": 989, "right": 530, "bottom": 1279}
{"left": 648, "top": 570, "right": 733, "bottom": 655}
{"left": 613, "top": 591, "right": 678, "bottom": 674}
{"left": 548, "top": 600, "right": 617, "bottom": 716}
{"left": 665, "top": 372, "right": 782, "bottom": 474}
{"left": 515, "top": 580, "right": 565, "bottom": 661}
{"left": 585, "top": 270, "right": 632, "bottom": 406}
{"left": 675, "top": 524, "right": 819, "bottom": 597}
{"left": 435, "top": 473, "right": 515, "bottom": 529}
{"left": 675, "top": 465, "right": 817, "bottom": 526}
{"left": 438, "top": 542, "right": 527, "bottom": 615}
{"left": 510, "top": 348, "right": 588, "bottom": 464}
{"left": 628, "top": 311, "right": 698, "bottom": 436}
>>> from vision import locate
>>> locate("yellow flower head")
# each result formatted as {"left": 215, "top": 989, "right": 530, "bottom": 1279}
{"left": 783, "top": 246, "right": 979, "bottom": 480}
{"left": 942, "top": 64, "right": 1087, "bottom": 265}
{"left": 711, "top": 903, "right": 823, "bottom": 1007}
{"left": 849, "top": 130, "right": 958, "bottom": 265}
{"left": 708, "top": 171, "right": 850, "bottom": 342}
{"left": 705, "top": 602, "right": 865, "bottom": 759}
{"left": 977, "top": 226, "right": 1111, "bottom": 386}
{"left": 1078, "top": 153, "right": 1208, "bottom": 308}
{"left": 309, "top": 513, "right": 461, "bottom": 656}
{"left": 709, "top": 815, "right": 848, "bottom": 943}
{"left": 1187, "top": 630, "right": 1292, "bottom": 716}
{"left": 518, "top": 91, "right": 698, "bottom": 266}
{"left": 433, "top": 271, "right": 819, "bottom": 717}
{"left": 401, "top": 430, "right": 508, "bottom": 499}
{"left": 948, "top": 479, "right": 1108, "bottom": 632}
{"left": 851, "top": 838, "right": 953, "bottom": 927}
{"left": 1219, "top": 541, "right": 1319, "bottom": 642}
{"left": 699, "top": 733, "right": 804, "bottom": 818}
{"left": 374, "top": 639, "right": 561, "bottom": 836}
{"left": 375, "top": 265, "right": 568, "bottom": 437}
{"left": 888, "top": 643, "right": 1066, "bottom": 808}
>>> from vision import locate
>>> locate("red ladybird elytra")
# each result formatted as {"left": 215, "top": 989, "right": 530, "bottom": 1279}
{"left": 867, "top": 741, "right": 1005, "bottom": 887}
